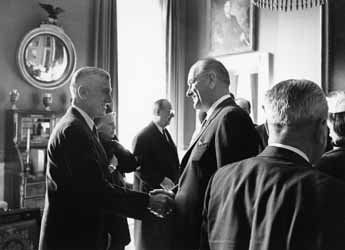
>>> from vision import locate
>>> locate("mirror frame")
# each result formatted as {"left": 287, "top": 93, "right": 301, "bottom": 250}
{"left": 17, "top": 24, "right": 77, "bottom": 90}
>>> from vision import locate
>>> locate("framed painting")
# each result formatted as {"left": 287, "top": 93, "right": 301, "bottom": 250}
{"left": 210, "top": 0, "right": 256, "bottom": 56}
{"left": 322, "top": 0, "right": 345, "bottom": 93}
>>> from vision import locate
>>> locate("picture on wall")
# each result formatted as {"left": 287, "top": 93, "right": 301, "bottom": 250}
{"left": 210, "top": 0, "right": 255, "bottom": 55}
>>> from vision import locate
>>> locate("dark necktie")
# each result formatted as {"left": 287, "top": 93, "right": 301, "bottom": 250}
{"left": 163, "top": 128, "right": 171, "bottom": 145}
{"left": 92, "top": 125, "right": 100, "bottom": 142}
{"left": 200, "top": 118, "right": 207, "bottom": 130}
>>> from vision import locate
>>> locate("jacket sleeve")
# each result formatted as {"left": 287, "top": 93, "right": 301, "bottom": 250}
{"left": 132, "top": 134, "right": 167, "bottom": 187}
{"left": 49, "top": 124, "right": 149, "bottom": 219}
{"left": 215, "top": 109, "right": 259, "bottom": 167}
{"left": 109, "top": 139, "right": 139, "bottom": 173}
{"left": 199, "top": 175, "right": 214, "bottom": 250}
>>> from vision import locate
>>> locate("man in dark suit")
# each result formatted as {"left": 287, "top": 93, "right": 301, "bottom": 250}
{"left": 39, "top": 67, "right": 174, "bottom": 250}
{"left": 132, "top": 98, "right": 180, "bottom": 250}
{"left": 174, "top": 58, "right": 260, "bottom": 250}
{"left": 201, "top": 79, "right": 345, "bottom": 250}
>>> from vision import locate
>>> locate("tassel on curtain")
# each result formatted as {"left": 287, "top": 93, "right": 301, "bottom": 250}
{"left": 251, "top": 0, "right": 327, "bottom": 11}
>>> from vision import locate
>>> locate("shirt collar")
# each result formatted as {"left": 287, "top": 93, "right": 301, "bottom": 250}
{"left": 268, "top": 142, "right": 310, "bottom": 163}
{"left": 72, "top": 104, "right": 95, "bottom": 131}
{"left": 206, "top": 94, "right": 231, "bottom": 121}
{"left": 153, "top": 121, "right": 164, "bottom": 134}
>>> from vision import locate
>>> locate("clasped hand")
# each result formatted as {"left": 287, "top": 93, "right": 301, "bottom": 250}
{"left": 147, "top": 189, "right": 175, "bottom": 218}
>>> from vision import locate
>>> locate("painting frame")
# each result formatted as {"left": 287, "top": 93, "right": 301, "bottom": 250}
{"left": 209, "top": 0, "right": 256, "bottom": 56}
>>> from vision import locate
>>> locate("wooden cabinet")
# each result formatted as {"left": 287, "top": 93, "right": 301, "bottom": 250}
{"left": 0, "top": 208, "right": 41, "bottom": 250}
{"left": 4, "top": 109, "right": 59, "bottom": 209}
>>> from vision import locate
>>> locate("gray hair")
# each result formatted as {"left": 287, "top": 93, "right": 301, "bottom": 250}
{"left": 264, "top": 79, "right": 328, "bottom": 126}
{"left": 199, "top": 58, "right": 230, "bottom": 86}
{"left": 70, "top": 66, "right": 110, "bottom": 99}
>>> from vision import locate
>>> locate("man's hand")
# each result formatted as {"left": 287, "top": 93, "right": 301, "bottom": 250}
{"left": 147, "top": 189, "right": 175, "bottom": 218}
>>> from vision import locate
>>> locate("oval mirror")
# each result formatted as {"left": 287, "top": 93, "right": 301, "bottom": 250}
{"left": 17, "top": 24, "right": 76, "bottom": 90}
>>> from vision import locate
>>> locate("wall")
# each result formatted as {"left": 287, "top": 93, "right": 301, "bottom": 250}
{"left": 258, "top": 7, "right": 321, "bottom": 84}
{"left": 0, "top": 0, "right": 94, "bottom": 201}
{"left": 182, "top": 1, "right": 322, "bottom": 145}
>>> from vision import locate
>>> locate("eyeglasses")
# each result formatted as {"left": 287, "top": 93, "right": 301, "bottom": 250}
{"left": 188, "top": 72, "right": 208, "bottom": 86}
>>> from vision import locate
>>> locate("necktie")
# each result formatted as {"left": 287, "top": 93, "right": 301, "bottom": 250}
{"left": 92, "top": 125, "right": 100, "bottom": 142}
{"left": 163, "top": 128, "right": 171, "bottom": 145}
{"left": 200, "top": 118, "right": 207, "bottom": 129}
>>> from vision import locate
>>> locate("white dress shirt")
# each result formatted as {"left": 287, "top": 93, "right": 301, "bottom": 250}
{"left": 206, "top": 94, "right": 232, "bottom": 121}
{"left": 269, "top": 142, "right": 310, "bottom": 163}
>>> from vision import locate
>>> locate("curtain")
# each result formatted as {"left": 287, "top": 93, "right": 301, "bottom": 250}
{"left": 93, "top": 0, "right": 118, "bottom": 128}
{"left": 161, "top": 0, "right": 187, "bottom": 150}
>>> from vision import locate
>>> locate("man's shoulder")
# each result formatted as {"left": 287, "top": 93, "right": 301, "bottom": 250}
{"left": 50, "top": 111, "right": 89, "bottom": 141}
{"left": 210, "top": 102, "right": 255, "bottom": 132}
{"left": 213, "top": 155, "right": 314, "bottom": 184}
{"left": 133, "top": 122, "right": 157, "bottom": 143}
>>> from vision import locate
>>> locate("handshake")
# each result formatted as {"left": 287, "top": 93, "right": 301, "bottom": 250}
{"left": 147, "top": 189, "right": 175, "bottom": 219}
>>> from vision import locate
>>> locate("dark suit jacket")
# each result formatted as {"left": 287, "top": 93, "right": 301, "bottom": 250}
{"left": 201, "top": 146, "right": 345, "bottom": 250}
{"left": 316, "top": 147, "right": 345, "bottom": 182}
{"left": 100, "top": 135, "right": 138, "bottom": 175}
{"left": 132, "top": 122, "right": 180, "bottom": 250}
{"left": 256, "top": 123, "right": 268, "bottom": 153}
{"left": 132, "top": 122, "right": 179, "bottom": 191}
{"left": 99, "top": 135, "right": 139, "bottom": 247}
{"left": 174, "top": 97, "right": 260, "bottom": 250}
{"left": 39, "top": 107, "right": 149, "bottom": 250}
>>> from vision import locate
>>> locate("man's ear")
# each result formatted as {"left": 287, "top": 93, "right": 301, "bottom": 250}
{"left": 207, "top": 71, "right": 217, "bottom": 89}
{"left": 313, "top": 119, "right": 327, "bottom": 146}
{"left": 77, "top": 86, "right": 88, "bottom": 100}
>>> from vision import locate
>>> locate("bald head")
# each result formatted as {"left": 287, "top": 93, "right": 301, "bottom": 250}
{"left": 194, "top": 58, "right": 230, "bottom": 87}
{"left": 236, "top": 97, "right": 251, "bottom": 114}
{"left": 186, "top": 58, "right": 231, "bottom": 112}
{"left": 152, "top": 99, "right": 174, "bottom": 128}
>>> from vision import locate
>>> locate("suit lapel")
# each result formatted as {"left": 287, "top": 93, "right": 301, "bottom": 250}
{"left": 70, "top": 107, "right": 108, "bottom": 161}
{"left": 150, "top": 122, "right": 177, "bottom": 153}
{"left": 164, "top": 129, "right": 178, "bottom": 152}
{"left": 182, "top": 97, "right": 235, "bottom": 166}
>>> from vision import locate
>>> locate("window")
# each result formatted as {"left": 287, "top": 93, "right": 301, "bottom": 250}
{"left": 117, "top": 0, "right": 167, "bottom": 183}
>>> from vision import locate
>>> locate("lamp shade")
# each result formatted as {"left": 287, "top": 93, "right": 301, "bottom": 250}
{"left": 251, "top": 0, "right": 327, "bottom": 11}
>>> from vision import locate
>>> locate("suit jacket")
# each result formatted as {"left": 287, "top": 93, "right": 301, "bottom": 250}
{"left": 316, "top": 147, "right": 345, "bottom": 182}
{"left": 132, "top": 122, "right": 179, "bottom": 191}
{"left": 39, "top": 107, "right": 149, "bottom": 250}
{"left": 201, "top": 146, "right": 345, "bottom": 250}
{"left": 132, "top": 122, "right": 180, "bottom": 250}
{"left": 100, "top": 135, "right": 138, "bottom": 175}
{"left": 99, "top": 136, "right": 139, "bottom": 247}
{"left": 255, "top": 123, "right": 268, "bottom": 153}
{"left": 174, "top": 97, "right": 260, "bottom": 250}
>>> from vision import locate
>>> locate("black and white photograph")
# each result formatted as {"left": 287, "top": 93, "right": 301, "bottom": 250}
{"left": 1, "top": 1, "right": 345, "bottom": 250}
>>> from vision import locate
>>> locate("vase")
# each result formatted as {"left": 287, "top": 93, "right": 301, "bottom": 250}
{"left": 42, "top": 93, "right": 53, "bottom": 111}
{"left": 9, "top": 89, "right": 20, "bottom": 109}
